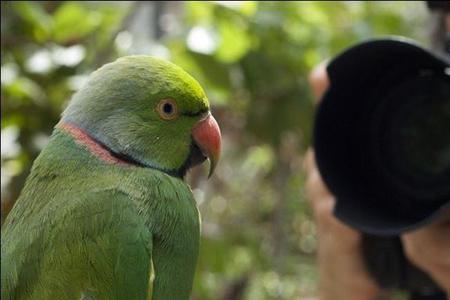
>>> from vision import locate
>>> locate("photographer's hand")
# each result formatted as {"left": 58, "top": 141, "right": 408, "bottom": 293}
{"left": 402, "top": 208, "right": 450, "bottom": 295}
{"left": 304, "top": 63, "right": 382, "bottom": 300}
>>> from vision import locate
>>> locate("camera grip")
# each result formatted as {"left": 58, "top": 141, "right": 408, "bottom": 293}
{"left": 362, "top": 234, "right": 446, "bottom": 299}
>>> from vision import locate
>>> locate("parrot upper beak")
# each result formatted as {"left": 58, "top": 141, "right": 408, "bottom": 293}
{"left": 192, "top": 112, "right": 221, "bottom": 178}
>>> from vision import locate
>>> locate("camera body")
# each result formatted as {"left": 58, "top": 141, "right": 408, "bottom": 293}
{"left": 313, "top": 38, "right": 450, "bottom": 298}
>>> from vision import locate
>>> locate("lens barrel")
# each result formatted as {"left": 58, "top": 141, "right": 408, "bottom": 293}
{"left": 313, "top": 38, "right": 450, "bottom": 235}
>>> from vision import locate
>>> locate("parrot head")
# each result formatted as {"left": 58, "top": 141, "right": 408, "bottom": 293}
{"left": 61, "top": 55, "right": 221, "bottom": 178}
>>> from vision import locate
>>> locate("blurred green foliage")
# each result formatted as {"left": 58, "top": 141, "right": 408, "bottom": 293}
{"left": 1, "top": 1, "right": 428, "bottom": 299}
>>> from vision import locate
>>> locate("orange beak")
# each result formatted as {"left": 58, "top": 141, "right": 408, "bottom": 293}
{"left": 192, "top": 112, "right": 221, "bottom": 178}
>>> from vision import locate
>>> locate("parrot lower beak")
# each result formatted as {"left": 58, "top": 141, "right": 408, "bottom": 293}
{"left": 192, "top": 112, "right": 221, "bottom": 178}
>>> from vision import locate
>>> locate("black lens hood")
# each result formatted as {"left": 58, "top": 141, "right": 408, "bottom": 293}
{"left": 313, "top": 37, "right": 450, "bottom": 235}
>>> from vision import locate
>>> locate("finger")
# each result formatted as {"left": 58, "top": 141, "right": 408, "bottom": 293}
{"left": 402, "top": 211, "right": 450, "bottom": 263}
{"left": 305, "top": 168, "right": 331, "bottom": 200}
{"left": 402, "top": 229, "right": 450, "bottom": 291}
{"left": 303, "top": 148, "right": 316, "bottom": 174}
{"left": 308, "top": 60, "right": 330, "bottom": 102}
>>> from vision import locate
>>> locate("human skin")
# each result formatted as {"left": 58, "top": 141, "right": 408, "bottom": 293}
{"left": 402, "top": 208, "right": 450, "bottom": 293}
{"left": 304, "top": 62, "right": 450, "bottom": 299}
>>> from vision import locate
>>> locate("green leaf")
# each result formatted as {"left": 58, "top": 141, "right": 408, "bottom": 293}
{"left": 186, "top": 2, "right": 215, "bottom": 25}
{"left": 12, "top": 2, "right": 52, "bottom": 42}
{"left": 53, "top": 2, "right": 101, "bottom": 44}
{"left": 216, "top": 18, "right": 252, "bottom": 63}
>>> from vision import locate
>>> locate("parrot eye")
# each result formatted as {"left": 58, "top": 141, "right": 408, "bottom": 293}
{"left": 157, "top": 99, "right": 179, "bottom": 120}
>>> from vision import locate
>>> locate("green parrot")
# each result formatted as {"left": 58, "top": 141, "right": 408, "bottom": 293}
{"left": 1, "top": 56, "right": 221, "bottom": 300}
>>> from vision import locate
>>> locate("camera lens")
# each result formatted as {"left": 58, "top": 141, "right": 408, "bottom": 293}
{"left": 314, "top": 38, "right": 450, "bottom": 233}
{"left": 374, "top": 73, "right": 450, "bottom": 199}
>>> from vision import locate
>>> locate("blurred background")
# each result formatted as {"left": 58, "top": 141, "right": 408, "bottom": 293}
{"left": 1, "top": 1, "right": 432, "bottom": 299}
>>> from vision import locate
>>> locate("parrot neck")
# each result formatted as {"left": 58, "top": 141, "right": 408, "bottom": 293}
{"left": 56, "top": 121, "right": 141, "bottom": 167}
{"left": 56, "top": 120, "right": 200, "bottom": 179}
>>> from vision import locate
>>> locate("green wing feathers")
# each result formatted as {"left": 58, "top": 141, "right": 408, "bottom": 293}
{"left": 1, "top": 189, "right": 153, "bottom": 300}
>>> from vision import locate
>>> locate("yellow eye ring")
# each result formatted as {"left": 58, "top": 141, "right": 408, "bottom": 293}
{"left": 156, "top": 99, "right": 179, "bottom": 120}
